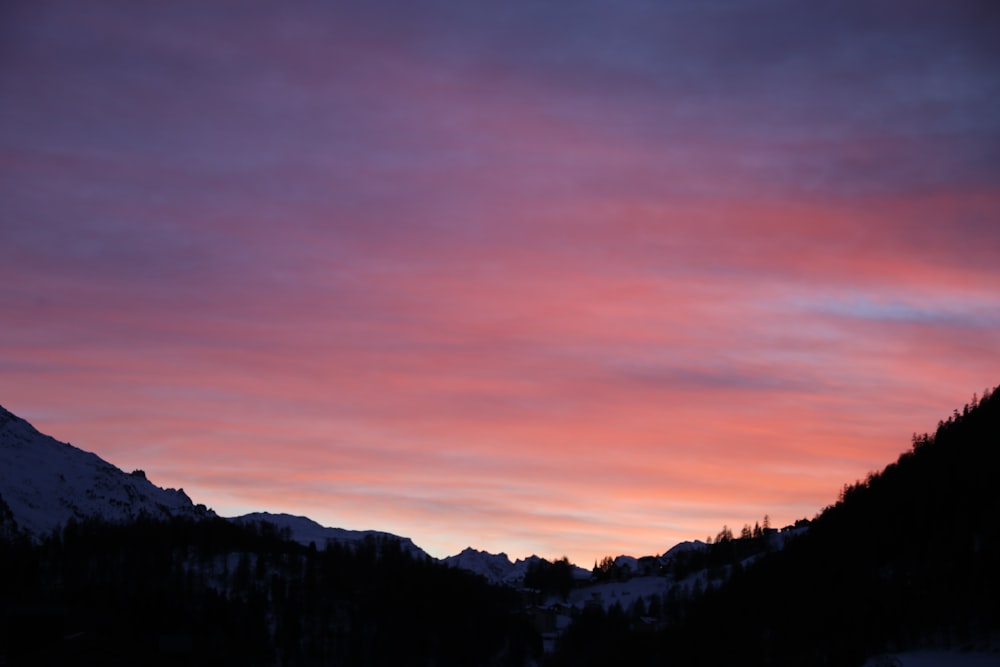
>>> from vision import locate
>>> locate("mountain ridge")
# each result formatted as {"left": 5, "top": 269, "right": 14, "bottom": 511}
{"left": 0, "top": 404, "right": 446, "bottom": 560}
{"left": 0, "top": 402, "right": 694, "bottom": 575}
{"left": 0, "top": 404, "right": 211, "bottom": 540}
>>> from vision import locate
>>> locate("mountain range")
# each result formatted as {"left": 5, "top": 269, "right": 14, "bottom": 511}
{"left": 5, "top": 401, "right": 731, "bottom": 594}
{"left": 2, "top": 388, "right": 998, "bottom": 666}
{"left": 0, "top": 403, "right": 614, "bottom": 582}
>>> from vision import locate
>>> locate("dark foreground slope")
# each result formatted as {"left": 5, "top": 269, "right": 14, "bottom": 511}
{"left": 0, "top": 516, "right": 539, "bottom": 667}
{"left": 551, "top": 387, "right": 1000, "bottom": 667}
{"left": 671, "top": 387, "right": 1000, "bottom": 666}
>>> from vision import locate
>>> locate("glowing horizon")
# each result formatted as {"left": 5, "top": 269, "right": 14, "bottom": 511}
{"left": 2, "top": 1, "right": 999, "bottom": 565}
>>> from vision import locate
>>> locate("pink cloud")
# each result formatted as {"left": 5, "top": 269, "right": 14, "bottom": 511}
{"left": 3, "top": 0, "right": 999, "bottom": 566}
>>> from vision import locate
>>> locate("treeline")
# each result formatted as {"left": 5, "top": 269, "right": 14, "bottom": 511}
{"left": 675, "top": 515, "right": 804, "bottom": 583}
{"left": 550, "top": 385, "right": 1000, "bottom": 666}
{"left": 524, "top": 556, "right": 577, "bottom": 600}
{"left": 0, "top": 515, "right": 540, "bottom": 666}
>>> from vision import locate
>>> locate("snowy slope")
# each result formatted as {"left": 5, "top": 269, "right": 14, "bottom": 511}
{"left": 232, "top": 511, "right": 429, "bottom": 559}
{"left": 0, "top": 404, "right": 211, "bottom": 539}
{"left": 863, "top": 641, "right": 1000, "bottom": 667}
{"left": 662, "top": 539, "right": 709, "bottom": 558}
{"left": 565, "top": 574, "right": 674, "bottom": 610}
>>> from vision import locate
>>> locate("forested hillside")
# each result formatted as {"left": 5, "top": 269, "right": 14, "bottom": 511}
{"left": 550, "top": 386, "right": 1000, "bottom": 666}
{"left": 0, "top": 516, "right": 539, "bottom": 666}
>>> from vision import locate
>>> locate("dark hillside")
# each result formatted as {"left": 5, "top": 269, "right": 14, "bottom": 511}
{"left": 549, "top": 386, "right": 1000, "bottom": 666}
{"left": 666, "top": 386, "right": 1000, "bottom": 666}
{"left": 0, "top": 516, "right": 539, "bottom": 666}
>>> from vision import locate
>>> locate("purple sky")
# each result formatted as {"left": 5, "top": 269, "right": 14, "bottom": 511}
{"left": 2, "top": 0, "right": 999, "bottom": 564}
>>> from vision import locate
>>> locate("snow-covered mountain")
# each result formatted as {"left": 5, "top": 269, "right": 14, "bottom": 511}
{"left": 0, "top": 405, "right": 432, "bottom": 557}
{"left": 442, "top": 547, "right": 532, "bottom": 585}
{"left": 0, "top": 404, "right": 211, "bottom": 539}
{"left": 442, "top": 547, "right": 591, "bottom": 585}
{"left": 232, "top": 511, "right": 430, "bottom": 559}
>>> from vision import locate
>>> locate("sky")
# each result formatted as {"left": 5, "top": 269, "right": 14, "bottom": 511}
{"left": 2, "top": 0, "right": 999, "bottom": 566}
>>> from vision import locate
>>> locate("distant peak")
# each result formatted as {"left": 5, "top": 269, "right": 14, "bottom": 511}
{"left": 457, "top": 546, "right": 508, "bottom": 558}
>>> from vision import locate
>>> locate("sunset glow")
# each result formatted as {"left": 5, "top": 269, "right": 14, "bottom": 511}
{"left": 2, "top": 1, "right": 998, "bottom": 565}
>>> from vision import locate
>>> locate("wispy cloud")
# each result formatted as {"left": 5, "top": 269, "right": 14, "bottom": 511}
{"left": 2, "top": 0, "right": 998, "bottom": 563}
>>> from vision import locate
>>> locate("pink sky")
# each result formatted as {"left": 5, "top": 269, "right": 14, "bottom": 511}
{"left": 2, "top": 1, "right": 999, "bottom": 565}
